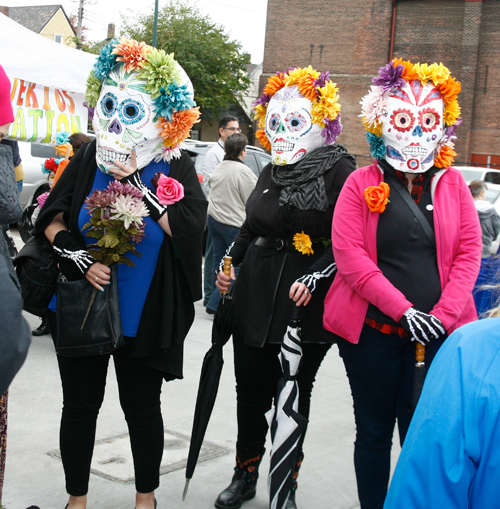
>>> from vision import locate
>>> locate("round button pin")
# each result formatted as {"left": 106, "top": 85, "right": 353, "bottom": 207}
{"left": 426, "top": 204, "right": 434, "bottom": 211}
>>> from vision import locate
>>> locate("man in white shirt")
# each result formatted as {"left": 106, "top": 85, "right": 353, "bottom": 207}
{"left": 202, "top": 116, "right": 240, "bottom": 311}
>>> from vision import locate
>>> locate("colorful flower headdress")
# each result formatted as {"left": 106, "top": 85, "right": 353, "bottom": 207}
{"left": 252, "top": 66, "right": 342, "bottom": 151}
{"left": 360, "top": 59, "right": 461, "bottom": 168}
{"left": 85, "top": 37, "right": 200, "bottom": 160}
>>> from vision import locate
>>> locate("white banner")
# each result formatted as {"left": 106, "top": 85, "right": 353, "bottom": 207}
{"left": 7, "top": 78, "right": 88, "bottom": 144}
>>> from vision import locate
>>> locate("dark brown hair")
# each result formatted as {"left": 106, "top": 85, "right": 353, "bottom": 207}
{"left": 224, "top": 133, "right": 247, "bottom": 160}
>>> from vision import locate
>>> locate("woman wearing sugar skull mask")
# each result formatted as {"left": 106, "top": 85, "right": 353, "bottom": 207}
{"left": 215, "top": 67, "right": 356, "bottom": 509}
{"left": 323, "top": 59, "right": 482, "bottom": 509}
{"left": 34, "top": 38, "right": 207, "bottom": 509}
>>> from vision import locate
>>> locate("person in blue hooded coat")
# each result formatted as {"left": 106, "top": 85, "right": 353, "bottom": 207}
{"left": 384, "top": 314, "right": 500, "bottom": 509}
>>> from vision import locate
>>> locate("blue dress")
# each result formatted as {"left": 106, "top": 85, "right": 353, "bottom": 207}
{"left": 50, "top": 160, "right": 170, "bottom": 338}
{"left": 384, "top": 318, "right": 500, "bottom": 509}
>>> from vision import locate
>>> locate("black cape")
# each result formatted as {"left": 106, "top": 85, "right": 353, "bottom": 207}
{"left": 35, "top": 140, "right": 207, "bottom": 380}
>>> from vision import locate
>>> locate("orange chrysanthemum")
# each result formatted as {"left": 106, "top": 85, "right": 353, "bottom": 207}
{"left": 54, "top": 143, "right": 74, "bottom": 158}
{"left": 434, "top": 144, "right": 456, "bottom": 169}
{"left": 435, "top": 76, "right": 461, "bottom": 106}
{"left": 393, "top": 58, "right": 419, "bottom": 82}
{"left": 112, "top": 37, "right": 151, "bottom": 72}
{"left": 297, "top": 74, "right": 318, "bottom": 102}
{"left": 263, "top": 73, "right": 286, "bottom": 96}
{"left": 157, "top": 107, "right": 200, "bottom": 148}
{"left": 255, "top": 128, "right": 271, "bottom": 151}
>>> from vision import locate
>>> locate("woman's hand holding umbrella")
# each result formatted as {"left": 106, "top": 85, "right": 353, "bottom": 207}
{"left": 215, "top": 266, "right": 236, "bottom": 293}
{"left": 289, "top": 282, "right": 312, "bottom": 307}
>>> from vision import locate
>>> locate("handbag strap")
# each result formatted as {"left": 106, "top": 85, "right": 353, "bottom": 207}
{"left": 384, "top": 170, "right": 436, "bottom": 249}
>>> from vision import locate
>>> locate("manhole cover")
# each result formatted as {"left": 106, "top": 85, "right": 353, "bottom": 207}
{"left": 48, "top": 428, "right": 228, "bottom": 483}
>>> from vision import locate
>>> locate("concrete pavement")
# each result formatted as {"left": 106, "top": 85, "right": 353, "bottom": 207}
{"left": 2, "top": 239, "right": 401, "bottom": 508}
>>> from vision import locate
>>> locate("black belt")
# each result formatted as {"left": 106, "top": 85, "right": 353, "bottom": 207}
{"left": 254, "top": 236, "right": 288, "bottom": 251}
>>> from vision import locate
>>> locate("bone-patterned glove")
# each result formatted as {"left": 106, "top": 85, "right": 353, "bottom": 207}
{"left": 52, "top": 230, "right": 95, "bottom": 277}
{"left": 122, "top": 170, "right": 167, "bottom": 222}
{"left": 400, "top": 307, "right": 445, "bottom": 345}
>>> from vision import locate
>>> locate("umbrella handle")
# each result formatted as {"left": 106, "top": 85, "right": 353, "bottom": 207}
{"left": 416, "top": 342, "right": 425, "bottom": 363}
{"left": 221, "top": 256, "right": 232, "bottom": 295}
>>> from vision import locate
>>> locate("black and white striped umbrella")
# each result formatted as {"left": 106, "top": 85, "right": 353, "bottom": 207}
{"left": 267, "top": 307, "right": 307, "bottom": 509}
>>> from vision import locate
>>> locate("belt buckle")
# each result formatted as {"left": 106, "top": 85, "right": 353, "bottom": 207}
{"left": 275, "top": 238, "right": 285, "bottom": 250}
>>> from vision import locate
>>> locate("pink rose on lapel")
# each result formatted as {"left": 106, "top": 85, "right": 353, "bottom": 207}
{"left": 156, "top": 175, "right": 184, "bottom": 205}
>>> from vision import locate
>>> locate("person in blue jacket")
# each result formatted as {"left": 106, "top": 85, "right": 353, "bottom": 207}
{"left": 384, "top": 314, "right": 500, "bottom": 508}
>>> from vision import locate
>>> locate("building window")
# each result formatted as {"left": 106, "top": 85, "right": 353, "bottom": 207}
{"left": 54, "top": 33, "right": 63, "bottom": 44}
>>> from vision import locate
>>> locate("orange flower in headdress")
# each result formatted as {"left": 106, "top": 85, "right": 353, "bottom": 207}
{"left": 255, "top": 128, "right": 271, "bottom": 151}
{"left": 435, "top": 76, "right": 461, "bottom": 107}
{"left": 263, "top": 73, "right": 285, "bottom": 96}
{"left": 297, "top": 73, "right": 318, "bottom": 102}
{"left": 157, "top": 107, "right": 200, "bottom": 148}
{"left": 393, "top": 58, "right": 420, "bottom": 82}
{"left": 112, "top": 38, "right": 151, "bottom": 72}
{"left": 434, "top": 145, "right": 457, "bottom": 169}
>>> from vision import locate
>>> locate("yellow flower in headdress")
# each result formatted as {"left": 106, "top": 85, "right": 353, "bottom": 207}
{"left": 255, "top": 128, "right": 271, "bottom": 151}
{"left": 426, "top": 62, "right": 451, "bottom": 86}
{"left": 293, "top": 232, "right": 314, "bottom": 256}
{"left": 285, "top": 66, "right": 320, "bottom": 87}
{"left": 443, "top": 98, "right": 461, "bottom": 126}
{"left": 254, "top": 104, "right": 267, "bottom": 122}
{"left": 311, "top": 82, "right": 341, "bottom": 127}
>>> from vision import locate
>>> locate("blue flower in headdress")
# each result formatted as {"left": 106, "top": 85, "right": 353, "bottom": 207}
{"left": 93, "top": 38, "right": 119, "bottom": 81}
{"left": 54, "top": 131, "right": 70, "bottom": 145}
{"left": 366, "top": 132, "right": 386, "bottom": 160}
{"left": 152, "top": 81, "right": 196, "bottom": 122}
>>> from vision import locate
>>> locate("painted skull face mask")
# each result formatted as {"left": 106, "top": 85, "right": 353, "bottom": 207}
{"left": 253, "top": 66, "right": 343, "bottom": 165}
{"left": 382, "top": 80, "right": 445, "bottom": 173}
{"left": 265, "top": 86, "right": 324, "bottom": 166}
{"left": 360, "top": 59, "right": 462, "bottom": 171}
{"left": 94, "top": 64, "right": 162, "bottom": 174}
{"left": 85, "top": 37, "right": 200, "bottom": 175}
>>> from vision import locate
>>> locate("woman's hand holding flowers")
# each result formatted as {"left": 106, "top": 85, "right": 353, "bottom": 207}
{"left": 85, "top": 262, "right": 111, "bottom": 291}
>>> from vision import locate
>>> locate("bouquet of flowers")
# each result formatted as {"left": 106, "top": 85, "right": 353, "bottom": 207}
{"left": 81, "top": 180, "right": 149, "bottom": 267}
{"left": 79, "top": 180, "right": 149, "bottom": 328}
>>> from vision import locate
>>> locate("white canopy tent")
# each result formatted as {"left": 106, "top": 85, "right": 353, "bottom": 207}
{"left": 0, "top": 12, "right": 95, "bottom": 93}
{"left": 1, "top": 13, "right": 97, "bottom": 142}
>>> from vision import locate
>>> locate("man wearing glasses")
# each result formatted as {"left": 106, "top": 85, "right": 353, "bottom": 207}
{"left": 202, "top": 116, "right": 240, "bottom": 312}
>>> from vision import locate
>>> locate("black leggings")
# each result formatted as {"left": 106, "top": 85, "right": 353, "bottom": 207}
{"left": 233, "top": 333, "right": 331, "bottom": 461}
{"left": 49, "top": 313, "right": 164, "bottom": 496}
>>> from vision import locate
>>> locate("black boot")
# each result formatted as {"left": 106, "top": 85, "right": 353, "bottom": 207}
{"left": 32, "top": 314, "right": 50, "bottom": 336}
{"left": 215, "top": 449, "right": 265, "bottom": 509}
{"left": 285, "top": 453, "right": 304, "bottom": 509}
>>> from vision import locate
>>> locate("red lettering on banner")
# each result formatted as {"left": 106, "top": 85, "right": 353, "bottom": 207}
{"left": 16, "top": 80, "right": 27, "bottom": 106}
{"left": 55, "top": 89, "right": 66, "bottom": 112}
{"left": 43, "top": 87, "right": 51, "bottom": 110}
{"left": 62, "top": 91, "right": 75, "bottom": 114}
{"left": 26, "top": 83, "right": 39, "bottom": 108}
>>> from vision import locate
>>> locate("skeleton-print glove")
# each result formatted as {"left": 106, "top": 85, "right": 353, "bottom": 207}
{"left": 400, "top": 307, "right": 445, "bottom": 345}
{"left": 295, "top": 262, "right": 337, "bottom": 293}
{"left": 121, "top": 170, "right": 167, "bottom": 222}
{"left": 53, "top": 230, "right": 95, "bottom": 277}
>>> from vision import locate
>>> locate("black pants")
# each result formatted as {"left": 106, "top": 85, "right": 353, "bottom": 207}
{"left": 337, "top": 324, "right": 445, "bottom": 509}
{"left": 49, "top": 313, "right": 164, "bottom": 496}
{"left": 233, "top": 332, "right": 331, "bottom": 461}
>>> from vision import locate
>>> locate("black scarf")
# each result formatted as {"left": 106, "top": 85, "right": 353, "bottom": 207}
{"left": 271, "top": 144, "right": 355, "bottom": 212}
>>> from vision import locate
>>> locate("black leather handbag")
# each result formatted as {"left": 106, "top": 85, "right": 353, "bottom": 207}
{"left": 14, "top": 235, "right": 59, "bottom": 317}
{"left": 55, "top": 264, "right": 124, "bottom": 357}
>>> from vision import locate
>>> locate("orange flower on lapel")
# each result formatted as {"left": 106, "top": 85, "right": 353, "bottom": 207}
{"left": 364, "top": 182, "right": 390, "bottom": 213}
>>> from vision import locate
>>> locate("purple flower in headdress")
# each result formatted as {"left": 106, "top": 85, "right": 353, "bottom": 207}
{"left": 372, "top": 62, "right": 406, "bottom": 92}
{"left": 314, "top": 71, "right": 330, "bottom": 90}
{"left": 321, "top": 115, "right": 343, "bottom": 145}
{"left": 252, "top": 93, "right": 271, "bottom": 109}
{"left": 286, "top": 67, "right": 296, "bottom": 74}
{"left": 83, "top": 101, "right": 95, "bottom": 121}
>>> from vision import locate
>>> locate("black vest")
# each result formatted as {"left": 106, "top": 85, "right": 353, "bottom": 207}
{"left": 366, "top": 165, "right": 442, "bottom": 326}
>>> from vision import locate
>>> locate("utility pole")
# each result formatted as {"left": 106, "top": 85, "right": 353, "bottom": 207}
{"left": 77, "top": 0, "right": 84, "bottom": 48}
{"left": 152, "top": 0, "right": 159, "bottom": 48}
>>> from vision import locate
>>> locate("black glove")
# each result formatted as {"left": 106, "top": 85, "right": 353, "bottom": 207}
{"left": 400, "top": 307, "right": 445, "bottom": 345}
{"left": 52, "top": 230, "right": 95, "bottom": 279}
{"left": 122, "top": 170, "right": 168, "bottom": 222}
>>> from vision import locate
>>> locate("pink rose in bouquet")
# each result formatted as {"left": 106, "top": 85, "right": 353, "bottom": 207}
{"left": 156, "top": 175, "right": 184, "bottom": 205}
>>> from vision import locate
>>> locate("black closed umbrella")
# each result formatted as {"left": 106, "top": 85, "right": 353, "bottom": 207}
{"left": 267, "top": 306, "right": 308, "bottom": 509}
{"left": 183, "top": 256, "right": 236, "bottom": 500}
{"left": 408, "top": 342, "right": 427, "bottom": 416}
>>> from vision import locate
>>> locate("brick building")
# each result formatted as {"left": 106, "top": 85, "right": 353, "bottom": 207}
{"left": 260, "top": 0, "right": 499, "bottom": 168}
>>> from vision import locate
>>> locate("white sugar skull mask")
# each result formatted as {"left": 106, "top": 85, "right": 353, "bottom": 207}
{"left": 93, "top": 62, "right": 194, "bottom": 174}
{"left": 381, "top": 80, "right": 445, "bottom": 173}
{"left": 265, "top": 86, "right": 324, "bottom": 166}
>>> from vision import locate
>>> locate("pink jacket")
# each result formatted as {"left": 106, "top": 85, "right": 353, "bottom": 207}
{"left": 323, "top": 163, "right": 482, "bottom": 344}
